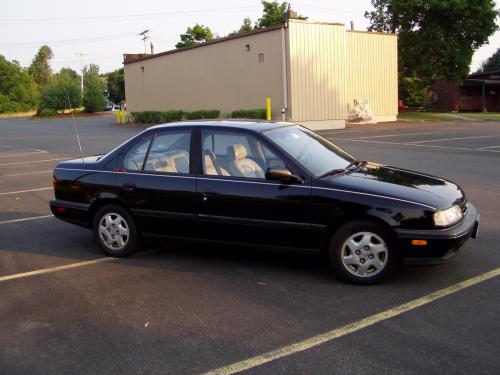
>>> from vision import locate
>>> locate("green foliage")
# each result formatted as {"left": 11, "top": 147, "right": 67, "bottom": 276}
{"left": 365, "top": 0, "right": 499, "bottom": 85}
{"left": 185, "top": 109, "right": 220, "bottom": 120}
{"left": 0, "top": 56, "right": 39, "bottom": 113}
{"left": 38, "top": 108, "right": 58, "bottom": 117}
{"left": 39, "top": 69, "right": 81, "bottom": 111}
{"left": 132, "top": 110, "right": 184, "bottom": 123}
{"left": 230, "top": 108, "right": 267, "bottom": 119}
{"left": 83, "top": 64, "right": 106, "bottom": 113}
{"left": 105, "top": 68, "right": 125, "bottom": 103}
{"left": 399, "top": 76, "right": 427, "bottom": 107}
{"left": 176, "top": 24, "right": 214, "bottom": 48}
{"left": 228, "top": 17, "right": 254, "bottom": 37}
{"left": 28, "top": 45, "right": 53, "bottom": 87}
{"left": 477, "top": 48, "right": 500, "bottom": 73}
{"left": 256, "top": 1, "right": 307, "bottom": 28}
{"left": 240, "top": 18, "right": 254, "bottom": 33}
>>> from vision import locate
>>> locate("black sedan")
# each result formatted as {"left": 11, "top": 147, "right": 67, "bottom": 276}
{"left": 50, "top": 121, "right": 479, "bottom": 284}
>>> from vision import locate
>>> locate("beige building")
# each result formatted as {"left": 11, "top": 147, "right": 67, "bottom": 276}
{"left": 124, "top": 18, "right": 398, "bottom": 130}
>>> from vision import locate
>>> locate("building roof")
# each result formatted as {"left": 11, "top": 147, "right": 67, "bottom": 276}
{"left": 123, "top": 23, "right": 286, "bottom": 65}
{"left": 468, "top": 70, "right": 500, "bottom": 80}
{"left": 123, "top": 19, "right": 395, "bottom": 65}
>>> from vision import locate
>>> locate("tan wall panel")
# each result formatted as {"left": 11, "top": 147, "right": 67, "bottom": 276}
{"left": 288, "top": 21, "right": 347, "bottom": 122}
{"left": 124, "top": 30, "right": 284, "bottom": 117}
{"left": 346, "top": 31, "right": 398, "bottom": 118}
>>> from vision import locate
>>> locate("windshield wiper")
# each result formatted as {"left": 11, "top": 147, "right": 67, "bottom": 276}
{"left": 319, "top": 160, "right": 367, "bottom": 179}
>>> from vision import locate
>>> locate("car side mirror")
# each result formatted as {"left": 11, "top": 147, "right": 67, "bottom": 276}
{"left": 265, "top": 167, "right": 302, "bottom": 183}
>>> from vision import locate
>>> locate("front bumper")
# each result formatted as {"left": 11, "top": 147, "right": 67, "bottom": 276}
{"left": 396, "top": 203, "right": 479, "bottom": 265}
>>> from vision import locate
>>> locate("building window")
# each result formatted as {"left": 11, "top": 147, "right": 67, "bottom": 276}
{"left": 258, "top": 53, "right": 264, "bottom": 63}
{"left": 459, "top": 87, "right": 472, "bottom": 97}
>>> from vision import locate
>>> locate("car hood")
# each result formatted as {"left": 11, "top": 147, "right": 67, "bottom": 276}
{"left": 319, "top": 162, "right": 466, "bottom": 211}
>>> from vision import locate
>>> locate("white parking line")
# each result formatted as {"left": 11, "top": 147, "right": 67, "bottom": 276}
{"left": 0, "top": 187, "right": 53, "bottom": 195}
{"left": 0, "top": 158, "right": 68, "bottom": 166}
{"left": 476, "top": 145, "right": 500, "bottom": 150}
{"left": 0, "top": 170, "right": 52, "bottom": 178}
{"left": 201, "top": 268, "right": 500, "bottom": 375}
{"left": 356, "top": 132, "right": 440, "bottom": 139}
{"left": 0, "top": 148, "right": 46, "bottom": 155}
{"left": 409, "top": 135, "right": 500, "bottom": 144}
{"left": 0, "top": 145, "right": 20, "bottom": 149}
{"left": 0, "top": 215, "right": 53, "bottom": 225}
{"left": 0, "top": 257, "right": 116, "bottom": 283}
{"left": 0, "top": 151, "right": 48, "bottom": 158}
{"left": 336, "top": 138, "right": 473, "bottom": 151}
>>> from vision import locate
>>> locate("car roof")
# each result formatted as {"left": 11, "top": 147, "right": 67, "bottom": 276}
{"left": 148, "top": 120, "right": 295, "bottom": 133}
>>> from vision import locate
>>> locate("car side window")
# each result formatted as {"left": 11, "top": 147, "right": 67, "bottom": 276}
{"left": 144, "top": 131, "right": 191, "bottom": 174}
{"left": 202, "top": 130, "right": 286, "bottom": 179}
{"left": 123, "top": 137, "right": 152, "bottom": 171}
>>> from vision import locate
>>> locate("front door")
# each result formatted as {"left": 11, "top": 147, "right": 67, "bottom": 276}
{"left": 196, "top": 128, "right": 315, "bottom": 249}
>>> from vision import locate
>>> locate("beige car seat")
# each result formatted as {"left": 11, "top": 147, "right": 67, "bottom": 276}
{"left": 227, "top": 144, "right": 264, "bottom": 178}
{"left": 145, "top": 150, "right": 189, "bottom": 173}
{"left": 204, "top": 150, "right": 230, "bottom": 176}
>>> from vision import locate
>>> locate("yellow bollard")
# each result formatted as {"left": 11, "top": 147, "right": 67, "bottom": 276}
{"left": 266, "top": 97, "right": 272, "bottom": 121}
{"left": 116, "top": 110, "right": 121, "bottom": 124}
{"left": 120, "top": 110, "right": 126, "bottom": 124}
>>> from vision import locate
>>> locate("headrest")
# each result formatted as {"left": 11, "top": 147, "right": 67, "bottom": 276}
{"left": 227, "top": 144, "right": 248, "bottom": 161}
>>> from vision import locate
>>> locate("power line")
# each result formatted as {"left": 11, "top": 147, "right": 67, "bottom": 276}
{"left": 0, "top": 6, "right": 259, "bottom": 25}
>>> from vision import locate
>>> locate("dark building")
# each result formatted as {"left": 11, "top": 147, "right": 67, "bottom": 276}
{"left": 436, "top": 70, "right": 500, "bottom": 112}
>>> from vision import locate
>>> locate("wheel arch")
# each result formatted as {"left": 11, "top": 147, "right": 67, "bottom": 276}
{"left": 88, "top": 197, "right": 132, "bottom": 228}
{"left": 321, "top": 213, "right": 398, "bottom": 252}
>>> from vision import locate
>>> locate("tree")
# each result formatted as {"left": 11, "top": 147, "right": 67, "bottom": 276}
{"left": 39, "top": 68, "right": 81, "bottom": 111}
{"left": 83, "top": 64, "right": 106, "bottom": 112}
{"left": 255, "top": 1, "right": 307, "bottom": 29}
{"left": 28, "top": 45, "right": 53, "bottom": 87}
{"left": 0, "top": 56, "right": 39, "bottom": 113}
{"left": 176, "top": 24, "right": 214, "bottom": 48}
{"left": 365, "top": 1, "right": 498, "bottom": 85}
{"left": 240, "top": 17, "right": 254, "bottom": 33}
{"left": 105, "top": 68, "right": 125, "bottom": 103}
{"left": 476, "top": 48, "right": 500, "bottom": 73}
{"left": 228, "top": 17, "right": 255, "bottom": 37}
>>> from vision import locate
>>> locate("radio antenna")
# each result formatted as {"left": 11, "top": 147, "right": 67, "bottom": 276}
{"left": 65, "top": 91, "right": 85, "bottom": 165}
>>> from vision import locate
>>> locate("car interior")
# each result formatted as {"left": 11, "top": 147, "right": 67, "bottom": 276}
{"left": 123, "top": 130, "right": 287, "bottom": 178}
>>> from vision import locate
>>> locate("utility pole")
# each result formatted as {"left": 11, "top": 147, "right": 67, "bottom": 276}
{"left": 138, "top": 30, "right": 150, "bottom": 54}
{"left": 75, "top": 52, "right": 87, "bottom": 97}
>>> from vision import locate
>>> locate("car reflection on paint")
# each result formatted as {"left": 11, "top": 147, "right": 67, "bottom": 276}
{"left": 50, "top": 121, "right": 479, "bottom": 284}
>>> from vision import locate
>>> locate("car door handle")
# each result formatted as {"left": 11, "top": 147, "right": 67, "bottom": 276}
{"left": 202, "top": 189, "right": 219, "bottom": 201}
{"left": 122, "top": 183, "right": 137, "bottom": 192}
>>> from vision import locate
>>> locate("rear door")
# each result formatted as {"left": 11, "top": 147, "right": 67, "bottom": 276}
{"left": 116, "top": 128, "right": 197, "bottom": 237}
{"left": 196, "top": 128, "right": 315, "bottom": 249}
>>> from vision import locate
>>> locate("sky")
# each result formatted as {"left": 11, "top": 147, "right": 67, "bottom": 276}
{"left": 0, "top": 0, "right": 498, "bottom": 74}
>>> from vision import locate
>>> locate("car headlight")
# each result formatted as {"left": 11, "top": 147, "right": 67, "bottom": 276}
{"left": 433, "top": 205, "right": 463, "bottom": 227}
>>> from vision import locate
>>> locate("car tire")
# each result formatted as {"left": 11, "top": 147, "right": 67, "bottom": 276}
{"left": 329, "top": 220, "right": 397, "bottom": 285}
{"left": 92, "top": 204, "right": 139, "bottom": 257}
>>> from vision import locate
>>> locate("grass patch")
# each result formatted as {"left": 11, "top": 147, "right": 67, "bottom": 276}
{"left": 0, "top": 110, "right": 37, "bottom": 118}
{"left": 460, "top": 113, "right": 500, "bottom": 121}
{"left": 397, "top": 112, "right": 454, "bottom": 121}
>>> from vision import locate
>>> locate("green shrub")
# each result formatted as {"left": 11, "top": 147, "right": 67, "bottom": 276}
{"left": 161, "top": 110, "right": 184, "bottom": 122}
{"left": 230, "top": 108, "right": 267, "bottom": 119}
{"left": 38, "top": 108, "right": 58, "bottom": 117}
{"left": 132, "top": 110, "right": 184, "bottom": 123}
{"left": 0, "top": 95, "right": 23, "bottom": 113}
{"left": 399, "top": 76, "right": 428, "bottom": 107}
{"left": 185, "top": 109, "right": 220, "bottom": 120}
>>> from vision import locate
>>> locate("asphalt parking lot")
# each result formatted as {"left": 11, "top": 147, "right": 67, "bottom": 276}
{"left": 0, "top": 116, "right": 499, "bottom": 374}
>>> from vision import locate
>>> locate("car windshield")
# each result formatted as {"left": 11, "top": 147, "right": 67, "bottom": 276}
{"left": 264, "top": 125, "right": 357, "bottom": 177}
